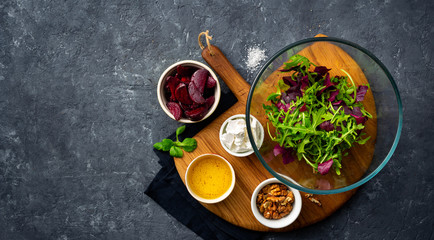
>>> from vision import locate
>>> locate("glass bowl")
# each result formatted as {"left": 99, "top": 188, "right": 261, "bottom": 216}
{"left": 246, "top": 37, "right": 403, "bottom": 194}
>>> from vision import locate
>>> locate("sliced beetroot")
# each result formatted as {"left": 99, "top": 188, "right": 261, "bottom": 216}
{"left": 206, "top": 76, "right": 216, "bottom": 88}
{"left": 163, "top": 64, "right": 216, "bottom": 121}
{"left": 165, "top": 76, "right": 180, "bottom": 101}
{"left": 191, "top": 69, "right": 209, "bottom": 94}
{"left": 203, "top": 86, "right": 215, "bottom": 99}
{"left": 175, "top": 83, "right": 193, "bottom": 105}
{"left": 185, "top": 106, "right": 208, "bottom": 121}
{"left": 181, "top": 76, "right": 191, "bottom": 83}
{"left": 205, "top": 96, "right": 215, "bottom": 108}
{"left": 180, "top": 102, "right": 198, "bottom": 111}
{"left": 166, "top": 102, "right": 182, "bottom": 121}
{"left": 176, "top": 65, "right": 193, "bottom": 77}
{"left": 188, "top": 81, "right": 205, "bottom": 104}
{"left": 179, "top": 103, "right": 190, "bottom": 111}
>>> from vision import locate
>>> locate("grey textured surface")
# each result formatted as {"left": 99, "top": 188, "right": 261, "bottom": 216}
{"left": 1, "top": 0, "right": 433, "bottom": 239}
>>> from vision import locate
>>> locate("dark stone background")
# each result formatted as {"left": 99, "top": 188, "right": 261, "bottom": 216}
{"left": 1, "top": 0, "right": 433, "bottom": 239}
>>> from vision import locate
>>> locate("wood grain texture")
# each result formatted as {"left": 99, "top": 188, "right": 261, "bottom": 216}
{"left": 173, "top": 36, "right": 376, "bottom": 232}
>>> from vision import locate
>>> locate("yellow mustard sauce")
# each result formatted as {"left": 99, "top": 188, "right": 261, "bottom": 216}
{"left": 187, "top": 156, "right": 232, "bottom": 199}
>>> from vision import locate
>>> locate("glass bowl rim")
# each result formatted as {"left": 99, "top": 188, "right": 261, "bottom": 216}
{"left": 245, "top": 37, "right": 403, "bottom": 194}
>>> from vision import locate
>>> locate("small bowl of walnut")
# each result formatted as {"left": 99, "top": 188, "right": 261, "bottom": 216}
{"left": 251, "top": 178, "right": 302, "bottom": 229}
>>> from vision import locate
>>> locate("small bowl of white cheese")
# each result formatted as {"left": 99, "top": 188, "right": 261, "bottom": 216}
{"left": 219, "top": 114, "right": 264, "bottom": 157}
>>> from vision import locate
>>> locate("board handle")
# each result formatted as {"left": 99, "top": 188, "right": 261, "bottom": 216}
{"left": 201, "top": 45, "right": 250, "bottom": 104}
{"left": 199, "top": 33, "right": 328, "bottom": 103}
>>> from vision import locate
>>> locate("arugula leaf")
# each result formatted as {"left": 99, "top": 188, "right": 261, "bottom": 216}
{"left": 356, "top": 136, "right": 371, "bottom": 144}
{"left": 283, "top": 55, "right": 315, "bottom": 71}
{"left": 277, "top": 79, "right": 290, "bottom": 92}
{"left": 266, "top": 93, "right": 280, "bottom": 102}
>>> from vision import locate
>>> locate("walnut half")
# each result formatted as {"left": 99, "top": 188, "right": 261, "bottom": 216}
{"left": 304, "top": 193, "right": 322, "bottom": 207}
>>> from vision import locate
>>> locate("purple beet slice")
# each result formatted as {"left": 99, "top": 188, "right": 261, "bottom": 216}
{"left": 175, "top": 83, "right": 193, "bottom": 105}
{"left": 180, "top": 76, "right": 191, "bottom": 83}
{"left": 188, "top": 81, "right": 205, "bottom": 104}
{"left": 185, "top": 106, "right": 208, "bottom": 121}
{"left": 177, "top": 65, "right": 197, "bottom": 77}
{"left": 165, "top": 76, "right": 180, "bottom": 101}
{"left": 176, "top": 65, "right": 189, "bottom": 77}
{"left": 166, "top": 102, "right": 182, "bottom": 121}
{"left": 205, "top": 96, "right": 215, "bottom": 108}
{"left": 206, "top": 75, "right": 216, "bottom": 88}
{"left": 180, "top": 102, "right": 198, "bottom": 111}
{"left": 191, "top": 69, "right": 209, "bottom": 94}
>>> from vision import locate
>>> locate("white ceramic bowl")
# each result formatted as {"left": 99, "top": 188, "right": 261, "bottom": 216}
{"left": 185, "top": 154, "right": 236, "bottom": 204}
{"left": 219, "top": 114, "right": 264, "bottom": 157}
{"left": 157, "top": 60, "right": 221, "bottom": 123}
{"left": 251, "top": 178, "right": 302, "bottom": 229}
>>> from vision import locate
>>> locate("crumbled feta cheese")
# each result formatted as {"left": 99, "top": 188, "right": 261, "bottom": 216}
{"left": 221, "top": 132, "right": 235, "bottom": 150}
{"left": 221, "top": 116, "right": 262, "bottom": 153}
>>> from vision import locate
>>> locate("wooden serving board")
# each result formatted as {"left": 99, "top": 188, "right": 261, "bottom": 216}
{"left": 174, "top": 34, "right": 376, "bottom": 232}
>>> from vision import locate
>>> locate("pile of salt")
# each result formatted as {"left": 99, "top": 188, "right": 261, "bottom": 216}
{"left": 245, "top": 46, "right": 267, "bottom": 72}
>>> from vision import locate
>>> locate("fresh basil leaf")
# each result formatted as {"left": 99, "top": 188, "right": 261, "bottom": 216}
{"left": 176, "top": 125, "right": 186, "bottom": 140}
{"left": 179, "top": 138, "right": 197, "bottom": 152}
{"left": 153, "top": 142, "right": 163, "bottom": 150}
{"left": 161, "top": 139, "right": 174, "bottom": 151}
{"left": 169, "top": 146, "right": 183, "bottom": 158}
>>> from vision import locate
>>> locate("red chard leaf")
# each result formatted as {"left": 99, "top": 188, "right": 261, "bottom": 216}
{"left": 328, "top": 89, "right": 339, "bottom": 102}
{"left": 356, "top": 85, "right": 368, "bottom": 102}
{"left": 318, "top": 159, "right": 333, "bottom": 175}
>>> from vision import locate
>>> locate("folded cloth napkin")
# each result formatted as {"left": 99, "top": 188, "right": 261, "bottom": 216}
{"left": 145, "top": 92, "right": 265, "bottom": 240}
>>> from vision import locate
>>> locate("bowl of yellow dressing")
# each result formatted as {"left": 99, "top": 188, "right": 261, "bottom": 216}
{"left": 185, "top": 154, "right": 235, "bottom": 204}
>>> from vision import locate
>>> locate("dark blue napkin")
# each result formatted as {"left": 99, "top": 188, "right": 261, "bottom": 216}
{"left": 145, "top": 92, "right": 265, "bottom": 240}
